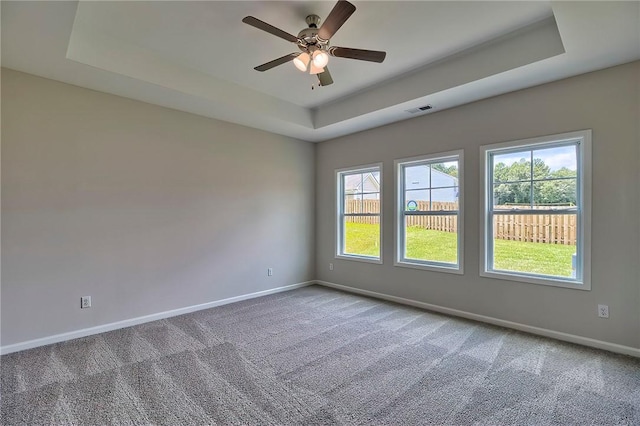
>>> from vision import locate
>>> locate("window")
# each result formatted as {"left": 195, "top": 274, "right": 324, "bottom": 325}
{"left": 480, "top": 130, "right": 591, "bottom": 289}
{"left": 336, "top": 164, "right": 382, "bottom": 263}
{"left": 395, "top": 151, "right": 463, "bottom": 273}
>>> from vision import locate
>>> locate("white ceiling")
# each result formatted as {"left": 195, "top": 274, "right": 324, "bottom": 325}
{"left": 2, "top": 1, "right": 639, "bottom": 142}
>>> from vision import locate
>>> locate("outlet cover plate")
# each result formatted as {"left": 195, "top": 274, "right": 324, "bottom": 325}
{"left": 597, "top": 304, "right": 609, "bottom": 318}
{"left": 81, "top": 296, "right": 92, "bottom": 309}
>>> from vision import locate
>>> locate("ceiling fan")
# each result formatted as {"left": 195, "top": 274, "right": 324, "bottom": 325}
{"left": 242, "top": 0, "right": 386, "bottom": 87}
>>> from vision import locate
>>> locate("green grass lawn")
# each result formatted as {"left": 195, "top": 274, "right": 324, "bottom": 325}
{"left": 344, "top": 222, "right": 381, "bottom": 257}
{"left": 345, "top": 222, "right": 575, "bottom": 277}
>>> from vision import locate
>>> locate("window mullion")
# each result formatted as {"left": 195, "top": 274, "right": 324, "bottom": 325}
{"left": 429, "top": 166, "right": 433, "bottom": 211}
{"left": 404, "top": 211, "right": 459, "bottom": 216}
{"left": 529, "top": 150, "right": 534, "bottom": 208}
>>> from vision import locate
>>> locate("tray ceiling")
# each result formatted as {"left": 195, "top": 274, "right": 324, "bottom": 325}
{"left": 2, "top": 1, "right": 639, "bottom": 141}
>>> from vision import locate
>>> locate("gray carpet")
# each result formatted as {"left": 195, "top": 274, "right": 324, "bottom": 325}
{"left": 2, "top": 285, "right": 639, "bottom": 425}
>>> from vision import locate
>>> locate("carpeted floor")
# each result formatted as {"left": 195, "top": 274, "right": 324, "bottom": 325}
{"left": 1, "top": 285, "right": 639, "bottom": 425}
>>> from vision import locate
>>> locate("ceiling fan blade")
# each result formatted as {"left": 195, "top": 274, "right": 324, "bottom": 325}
{"left": 317, "top": 67, "right": 334, "bottom": 86}
{"left": 242, "top": 16, "right": 300, "bottom": 43}
{"left": 329, "top": 47, "right": 386, "bottom": 63}
{"left": 317, "top": 0, "right": 356, "bottom": 41}
{"left": 254, "top": 53, "right": 300, "bottom": 72}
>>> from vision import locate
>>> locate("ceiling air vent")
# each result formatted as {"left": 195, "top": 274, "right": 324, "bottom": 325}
{"left": 406, "top": 105, "right": 433, "bottom": 114}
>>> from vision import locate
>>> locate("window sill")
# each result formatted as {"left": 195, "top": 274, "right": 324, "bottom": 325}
{"left": 395, "top": 260, "right": 463, "bottom": 275}
{"left": 480, "top": 270, "right": 590, "bottom": 290}
{"left": 336, "top": 254, "right": 382, "bottom": 265}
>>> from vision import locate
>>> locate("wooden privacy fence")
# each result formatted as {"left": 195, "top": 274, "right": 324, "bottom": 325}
{"left": 493, "top": 211, "right": 576, "bottom": 245}
{"left": 405, "top": 201, "right": 458, "bottom": 233}
{"left": 344, "top": 199, "right": 382, "bottom": 225}
{"left": 345, "top": 200, "right": 577, "bottom": 245}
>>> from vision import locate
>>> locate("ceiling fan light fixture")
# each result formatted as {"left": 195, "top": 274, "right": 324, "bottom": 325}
{"left": 309, "top": 62, "right": 325, "bottom": 75}
{"left": 293, "top": 52, "right": 310, "bottom": 71}
{"left": 312, "top": 50, "right": 329, "bottom": 68}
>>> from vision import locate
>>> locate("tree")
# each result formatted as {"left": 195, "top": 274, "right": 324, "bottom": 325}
{"left": 431, "top": 163, "right": 458, "bottom": 178}
{"left": 493, "top": 159, "right": 576, "bottom": 206}
{"left": 537, "top": 167, "right": 577, "bottom": 205}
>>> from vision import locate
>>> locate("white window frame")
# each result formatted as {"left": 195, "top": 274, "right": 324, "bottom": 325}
{"left": 336, "top": 163, "right": 383, "bottom": 264}
{"left": 480, "top": 130, "right": 592, "bottom": 290}
{"left": 394, "top": 150, "right": 464, "bottom": 274}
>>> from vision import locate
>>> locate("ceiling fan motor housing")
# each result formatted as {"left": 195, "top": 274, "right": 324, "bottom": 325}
{"left": 297, "top": 15, "right": 327, "bottom": 52}
{"left": 305, "top": 14, "right": 321, "bottom": 28}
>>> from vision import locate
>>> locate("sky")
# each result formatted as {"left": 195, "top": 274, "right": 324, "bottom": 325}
{"left": 493, "top": 145, "right": 577, "bottom": 172}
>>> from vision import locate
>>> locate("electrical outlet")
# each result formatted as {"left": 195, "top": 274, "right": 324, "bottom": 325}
{"left": 267, "top": 268, "right": 273, "bottom": 276}
{"left": 329, "top": 263, "right": 334, "bottom": 271}
{"left": 81, "top": 296, "right": 92, "bottom": 309}
{"left": 598, "top": 304, "right": 609, "bottom": 318}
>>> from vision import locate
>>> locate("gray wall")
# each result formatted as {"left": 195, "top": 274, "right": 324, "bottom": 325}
{"left": 1, "top": 69, "right": 315, "bottom": 346}
{"left": 3, "top": 62, "right": 639, "bottom": 351}
{"left": 316, "top": 61, "right": 640, "bottom": 349}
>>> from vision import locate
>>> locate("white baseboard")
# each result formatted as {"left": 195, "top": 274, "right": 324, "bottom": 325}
{"left": 316, "top": 280, "right": 640, "bottom": 358}
{"left": 5, "top": 279, "right": 638, "bottom": 358}
{"left": 0, "top": 281, "right": 314, "bottom": 355}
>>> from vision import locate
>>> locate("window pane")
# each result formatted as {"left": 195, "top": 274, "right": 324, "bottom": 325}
{"left": 404, "top": 165, "right": 430, "bottom": 190}
{"left": 430, "top": 161, "right": 459, "bottom": 187}
{"left": 493, "top": 151, "right": 531, "bottom": 182}
{"left": 362, "top": 196, "right": 380, "bottom": 214}
{"left": 345, "top": 193, "right": 363, "bottom": 214}
{"left": 344, "top": 219, "right": 380, "bottom": 257}
{"left": 363, "top": 171, "right": 381, "bottom": 193}
{"left": 533, "top": 145, "right": 577, "bottom": 179}
{"left": 344, "top": 173, "right": 363, "bottom": 192}
{"left": 533, "top": 179, "right": 577, "bottom": 208}
{"left": 404, "top": 215, "right": 458, "bottom": 264}
{"left": 405, "top": 188, "right": 429, "bottom": 211}
{"left": 431, "top": 187, "right": 459, "bottom": 210}
{"left": 362, "top": 191, "right": 380, "bottom": 200}
{"left": 493, "top": 183, "right": 532, "bottom": 209}
{"left": 492, "top": 213, "right": 577, "bottom": 277}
